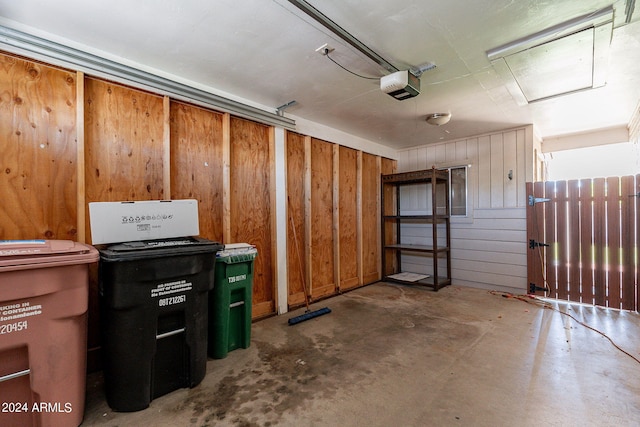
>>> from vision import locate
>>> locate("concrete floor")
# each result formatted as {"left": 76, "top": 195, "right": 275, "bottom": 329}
{"left": 81, "top": 283, "right": 640, "bottom": 426}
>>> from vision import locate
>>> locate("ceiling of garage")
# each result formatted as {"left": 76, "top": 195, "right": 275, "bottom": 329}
{"left": 0, "top": 0, "right": 639, "bottom": 149}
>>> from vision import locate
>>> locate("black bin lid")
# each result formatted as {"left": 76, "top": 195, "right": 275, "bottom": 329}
{"left": 99, "top": 236, "right": 223, "bottom": 261}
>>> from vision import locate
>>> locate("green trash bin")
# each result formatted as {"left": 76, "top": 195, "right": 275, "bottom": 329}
{"left": 208, "top": 244, "right": 257, "bottom": 359}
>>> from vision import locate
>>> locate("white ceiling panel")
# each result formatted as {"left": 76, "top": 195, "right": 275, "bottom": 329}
{"left": 0, "top": 0, "right": 638, "bottom": 149}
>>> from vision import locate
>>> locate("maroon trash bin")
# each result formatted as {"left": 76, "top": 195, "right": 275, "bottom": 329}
{"left": 0, "top": 240, "right": 98, "bottom": 427}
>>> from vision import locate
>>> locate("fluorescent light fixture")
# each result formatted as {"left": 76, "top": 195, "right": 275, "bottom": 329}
{"left": 487, "top": 6, "right": 613, "bottom": 104}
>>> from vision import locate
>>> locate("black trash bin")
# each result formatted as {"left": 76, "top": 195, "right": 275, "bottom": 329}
{"left": 98, "top": 236, "right": 222, "bottom": 412}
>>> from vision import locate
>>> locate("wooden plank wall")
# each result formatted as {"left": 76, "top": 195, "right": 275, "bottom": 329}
{"left": 0, "top": 51, "right": 398, "bottom": 363}
{"left": 169, "top": 101, "right": 224, "bottom": 242}
{"left": 285, "top": 132, "right": 396, "bottom": 308}
{"left": 0, "top": 55, "right": 78, "bottom": 240}
{"left": 84, "top": 78, "right": 165, "bottom": 212}
{"left": 310, "top": 138, "right": 336, "bottom": 299}
{"left": 338, "top": 146, "right": 359, "bottom": 290}
{"left": 229, "top": 117, "right": 274, "bottom": 318}
{"left": 286, "top": 132, "right": 307, "bottom": 306}
{"left": 361, "top": 153, "right": 381, "bottom": 284}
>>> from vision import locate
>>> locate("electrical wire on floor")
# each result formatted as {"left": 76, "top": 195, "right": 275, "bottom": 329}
{"left": 489, "top": 290, "right": 640, "bottom": 365}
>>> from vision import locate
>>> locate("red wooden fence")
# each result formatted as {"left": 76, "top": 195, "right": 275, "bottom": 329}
{"left": 526, "top": 175, "right": 640, "bottom": 311}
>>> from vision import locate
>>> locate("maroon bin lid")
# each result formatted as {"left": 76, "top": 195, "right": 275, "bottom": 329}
{"left": 0, "top": 240, "right": 99, "bottom": 271}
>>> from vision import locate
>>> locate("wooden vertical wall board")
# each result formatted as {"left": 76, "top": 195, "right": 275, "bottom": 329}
{"left": 339, "top": 146, "right": 359, "bottom": 290}
{"left": 169, "top": 101, "right": 224, "bottom": 241}
{"left": 285, "top": 132, "right": 306, "bottom": 306}
{"left": 222, "top": 113, "right": 231, "bottom": 240}
{"left": 75, "top": 70, "right": 98, "bottom": 372}
{"left": 0, "top": 54, "right": 78, "bottom": 240}
{"left": 229, "top": 117, "right": 274, "bottom": 318}
{"left": 84, "top": 78, "right": 164, "bottom": 241}
{"left": 333, "top": 144, "right": 341, "bottom": 290}
{"left": 361, "top": 152, "right": 380, "bottom": 284}
{"left": 304, "top": 136, "right": 312, "bottom": 296}
{"left": 76, "top": 71, "right": 86, "bottom": 243}
{"left": 356, "top": 150, "right": 364, "bottom": 283}
{"left": 580, "top": 179, "right": 595, "bottom": 305}
{"left": 567, "top": 180, "right": 581, "bottom": 301}
{"left": 606, "top": 176, "right": 622, "bottom": 309}
{"left": 163, "top": 96, "right": 171, "bottom": 198}
{"left": 592, "top": 178, "right": 607, "bottom": 307}
{"left": 376, "top": 156, "right": 382, "bottom": 278}
{"left": 268, "top": 127, "right": 279, "bottom": 310}
{"left": 310, "top": 138, "right": 336, "bottom": 299}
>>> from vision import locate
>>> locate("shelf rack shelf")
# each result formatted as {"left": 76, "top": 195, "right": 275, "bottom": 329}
{"left": 381, "top": 167, "right": 452, "bottom": 290}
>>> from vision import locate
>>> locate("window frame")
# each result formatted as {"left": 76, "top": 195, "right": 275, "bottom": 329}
{"left": 438, "top": 165, "right": 469, "bottom": 218}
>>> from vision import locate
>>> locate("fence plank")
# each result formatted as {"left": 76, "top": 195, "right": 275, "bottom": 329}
{"left": 567, "top": 180, "right": 581, "bottom": 302}
{"left": 593, "top": 178, "right": 607, "bottom": 307}
{"left": 580, "top": 179, "right": 595, "bottom": 305}
{"left": 526, "top": 183, "right": 535, "bottom": 292}
{"left": 528, "top": 182, "right": 547, "bottom": 294}
{"left": 544, "top": 181, "right": 558, "bottom": 298}
{"left": 606, "top": 177, "right": 622, "bottom": 309}
{"left": 620, "top": 175, "right": 636, "bottom": 311}
{"left": 556, "top": 181, "right": 569, "bottom": 301}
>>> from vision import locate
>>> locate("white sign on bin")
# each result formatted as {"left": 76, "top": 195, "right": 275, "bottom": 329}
{"left": 89, "top": 199, "right": 200, "bottom": 244}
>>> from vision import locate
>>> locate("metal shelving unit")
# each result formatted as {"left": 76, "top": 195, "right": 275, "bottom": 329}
{"left": 381, "top": 167, "right": 451, "bottom": 290}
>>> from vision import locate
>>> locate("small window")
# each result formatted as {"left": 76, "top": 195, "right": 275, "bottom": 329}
{"left": 437, "top": 166, "right": 468, "bottom": 217}
{"left": 450, "top": 166, "right": 467, "bottom": 216}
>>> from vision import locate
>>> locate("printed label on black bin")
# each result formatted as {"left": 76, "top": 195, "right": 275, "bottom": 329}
{"left": 152, "top": 280, "right": 191, "bottom": 307}
{"left": 158, "top": 294, "right": 186, "bottom": 307}
{"left": 150, "top": 280, "right": 192, "bottom": 298}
